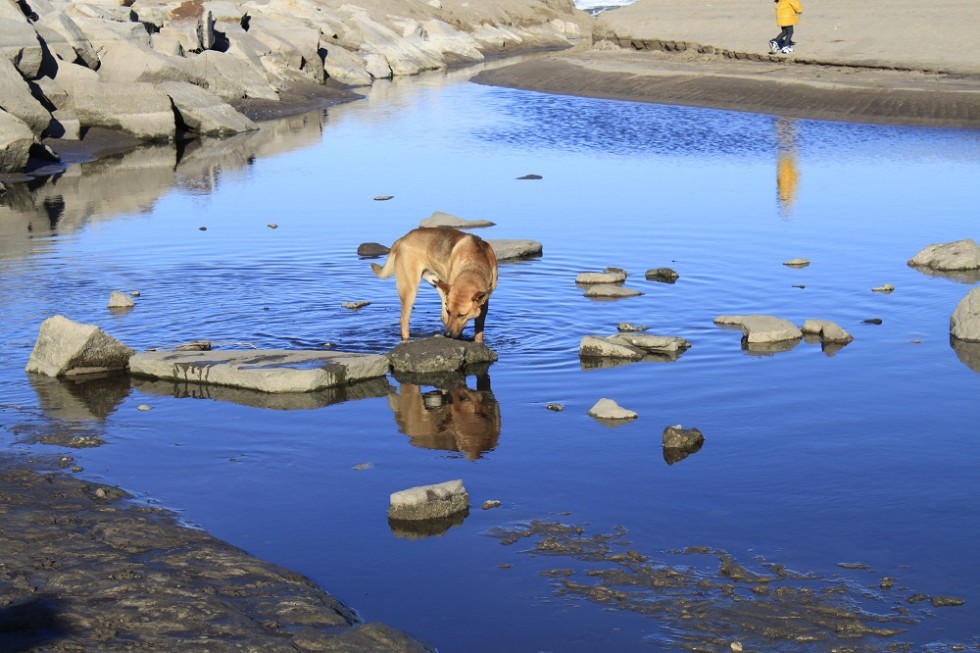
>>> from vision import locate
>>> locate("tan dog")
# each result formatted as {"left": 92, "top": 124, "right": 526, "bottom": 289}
{"left": 371, "top": 227, "right": 498, "bottom": 342}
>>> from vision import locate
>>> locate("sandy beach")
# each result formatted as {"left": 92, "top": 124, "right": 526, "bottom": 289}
{"left": 475, "top": 0, "right": 980, "bottom": 129}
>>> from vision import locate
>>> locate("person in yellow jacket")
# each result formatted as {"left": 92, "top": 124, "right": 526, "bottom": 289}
{"left": 770, "top": 0, "right": 803, "bottom": 54}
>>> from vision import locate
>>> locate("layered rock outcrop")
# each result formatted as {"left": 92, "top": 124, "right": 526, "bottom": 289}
{"left": 0, "top": 0, "right": 590, "bottom": 172}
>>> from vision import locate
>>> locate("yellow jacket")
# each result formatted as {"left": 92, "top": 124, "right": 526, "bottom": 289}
{"left": 776, "top": 0, "right": 803, "bottom": 26}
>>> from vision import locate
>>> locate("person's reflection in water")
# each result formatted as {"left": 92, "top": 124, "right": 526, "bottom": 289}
{"left": 388, "top": 373, "right": 500, "bottom": 460}
{"left": 775, "top": 117, "right": 800, "bottom": 218}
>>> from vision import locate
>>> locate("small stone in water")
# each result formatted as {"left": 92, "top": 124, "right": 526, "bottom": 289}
{"left": 863, "top": 318, "right": 883, "bottom": 325}
{"left": 267, "top": 223, "right": 278, "bottom": 229}
{"left": 374, "top": 195, "right": 394, "bottom": 201}
{"left": 545, "top": 403, "right": 564, "bottom": 412}
{"left": 199, "top": 226, "right": 207, "bottom": 231}
{"left": 137, "top": 404, "right": 152, "bottom": 411}
{"left": 353, "top": 463, "right": 373, "bottom": 471}
{"left": 783, "top": 258, "right": 810, "bottom": 267}
{"left": 131, "top": 290, "right": 140, "bottom": 297}
{"left": 342, "top": 301, "right": 370, "bottom": 310}
{"left": 517, "top": 174, "right": 542, "bottom": 180}
{"left": 837, "top": 562, "right": 869, "bottom": 569}
{"left": 931, "top": 596, "right": 965, "bottom": 607}
{"left": 880, "top": 577, "right": 895, "bottom": 589}
{"left": 617, "top": 322, "right": 648, "bottom": 332}
{"left": 872, "top": 284, "right": 895, "bottom": 293}
{"left": 482, "top": 500, "right": 502, "bottom": 510}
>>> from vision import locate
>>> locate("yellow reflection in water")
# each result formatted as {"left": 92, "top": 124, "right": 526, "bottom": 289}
{"left": 775, "top": 117, "right": 800, "bottom": 218}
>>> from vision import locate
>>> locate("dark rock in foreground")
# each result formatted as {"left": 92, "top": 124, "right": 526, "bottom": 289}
{"left": 0, "top": 456, "right": 434, "bottom": 653}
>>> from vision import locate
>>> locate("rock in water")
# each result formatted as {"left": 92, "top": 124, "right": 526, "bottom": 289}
{"left": 25, "top": 315, "right": 134, "bottom": 377}
{"left": 388, "top": 480, "right": 469, "bottom": 521}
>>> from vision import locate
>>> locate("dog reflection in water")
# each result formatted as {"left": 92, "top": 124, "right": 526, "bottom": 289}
{"left": 388, "top": 375, "right": 500, "bottom": 460}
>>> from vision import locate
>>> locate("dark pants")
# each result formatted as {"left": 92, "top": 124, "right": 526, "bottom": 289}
{"left": 774, "top": 25, "right": 794, "bottom": 48}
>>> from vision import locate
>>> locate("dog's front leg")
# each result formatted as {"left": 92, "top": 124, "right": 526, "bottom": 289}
{"left": 473, "top": 298, "right": 489, "bottom": 343}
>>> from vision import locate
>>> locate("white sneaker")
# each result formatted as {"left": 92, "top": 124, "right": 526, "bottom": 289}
{"left": 781, "top": 45, "right": 793, "bottom": 54}
{"left": 769, "top": 40, "right": 779, "bottom": 52}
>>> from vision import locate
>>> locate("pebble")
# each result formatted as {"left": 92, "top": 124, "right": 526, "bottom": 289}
{"left": 930, "top": 595, "right": 965, "bottom": 607}
{"left": 137, "top": 404, "right": 152, "bottom": 411}
{"left": 872, "top": 283, "right": 895, "bottom": 293}
{"left": 267, "top": 223, "right": 278, "bottom": 229}
{"left": 837, "top": 562, "right": 869, "bottom": 570}
{"left": 199, "top": 226, "right": 207, "bottom": 231}
{"left": 517, "top": 174, "right": 542, "bottom": 180}
{"left": 131, "top": 290, "right": 141, "bottom": 297}
{"left": 863, "top": 318, "right": 883, "bottom": 325}
{"left": 373, "top": 195, "right": 394, "bottom": 201}
{"left": 352, "top": 463, "right": 373, "bottom": 471}
{"left": 482, "top": 500, "right": 502, "bottom": 510}
{"left": 880, "top": 577, "right": 895, "bottom": 589}
{"left": 545, "top": 403, "right": 564, "bottom": 412}
{"left": 342, "top": 301, "right": 370, "bottom": 310}
{"left": 617, "top": 322, "right": 648, "bottom": 332}
{"left": 783, "top": 258, "right": 810, "bottom": 267}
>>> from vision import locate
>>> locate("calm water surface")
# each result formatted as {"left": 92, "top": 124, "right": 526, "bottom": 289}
{"left": 2, "top": 69, "right": 979, "bottom": 652}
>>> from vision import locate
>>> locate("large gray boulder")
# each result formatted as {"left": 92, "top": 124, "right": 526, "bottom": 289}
{"left": 951, "top": 287, "right": 980, "bottom": 342}
{"left": 32, "top": 11, "right": 101, "bottom": 70}
{"left": 25, "top": 315, "right": 135, "bottom": 378}
{"left": 129, "top": 349, "right": 390, "bottom": 393}
{"left": 321, "top": 42, "right": 373, "bottom": 86}
{"left": 0, "top": 109, "right": 34, "bottom": 173}
{"left": 908, "top": 239, "right": 980, "bottom": 271}
{"left": 95, "top": 40, "right": 197, "bottom": 85}
{"left": 0, "top": 15, "right": 44, "bottom": 78}
{"left": 186, "top": 50, "right": 280, "bottom": 101}
{"left": 72, "top": 80, "right": 177, "bottom": 141}
{"left": 159, "top": 81, "right": 258, "bottom": 136}
{"left": 0, "top": 55, "right": 52, "bottom": 133}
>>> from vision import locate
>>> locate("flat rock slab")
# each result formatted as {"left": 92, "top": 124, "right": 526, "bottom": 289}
{"left": 129, "top": 350, "right": 389, "bottom": 393}
{"left": 419, "top": 211, "right": 495, "bottom": 229}
{"left": 387, "top": 337, "right": 497, "bottom": 375}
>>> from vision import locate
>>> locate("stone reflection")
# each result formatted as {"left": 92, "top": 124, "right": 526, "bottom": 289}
{"left": 0, "top": 111, "right": 329, "bottom": 261}
{"left": 28, "top": 372, "right": 131, "bottom": 422}
{"left": 951, "top": 337, "right": 980, "bottom": 374}
{"left": 775, "top": 117, "right": 800, "bottom": 218}
{"left": 388, "top": 511, "right": 469, "bottom": 541}
{"left": 132, "top": 376, "right": 390, "bottom": 411}
{"left": 387, "top": 370, "right": 500, "bottom": 459}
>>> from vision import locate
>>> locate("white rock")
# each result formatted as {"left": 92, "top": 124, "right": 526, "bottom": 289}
{"left": 588, "top": 398, "right": 637, "bottom": 421}
{"left": 0, "top": 55, "right": 51, "bottom": 133}
{"left": 25, "top": 315, "right": 135, "bottom": 377}
{"left": 388, "top": 479, "right": 469, "bottom": 520}
{"left": 0, "top": 109, "right": 34, "bottom": 173}
{"left": 72, "top": 81, "right": 177, "bottom": 141}
{"left": 321, "top": 42, "right": 372, "bottom": 86}
{"left": 951, "top": 287, "right": 980, "bottom": 342}
{"left": 608, "top": 333, "right": 691, "bottom": 353}
{"left": 576, "top": 268, "right": 627, "bottom": 284}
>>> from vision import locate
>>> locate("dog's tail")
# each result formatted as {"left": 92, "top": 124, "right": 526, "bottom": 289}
{"left": 371, "top": 250, "right": 396, "bottom": 279}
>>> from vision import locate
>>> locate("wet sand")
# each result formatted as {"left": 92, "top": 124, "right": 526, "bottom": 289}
{"left": 474, "top": 47, "right": 980, "bottom": 129}
{"left": 474, "top": 0, "right": 980, "bottom": 129}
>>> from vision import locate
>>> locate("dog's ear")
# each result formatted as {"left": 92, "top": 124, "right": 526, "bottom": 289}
{"left": 435, "top": 280, "right": 451, "bottom": 294}
{"left": 472, "top": 291, "right": 489, "bottom": 306}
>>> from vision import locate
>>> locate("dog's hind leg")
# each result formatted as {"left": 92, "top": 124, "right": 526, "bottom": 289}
{"left": 473, "top": 298, "right": 489, "bottom": 343}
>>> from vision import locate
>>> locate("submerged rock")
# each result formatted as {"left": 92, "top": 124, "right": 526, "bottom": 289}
{"left": 783, "top": 258, "right": 810, "bottom": 267}
{"left": 951, "top": 286, "right": 980, "bottom": 342}
{"left": 358, "top": 242, "right": 391, "bottom": 257}
{"left": 108, "top": 290, "right": 134, "bottom": 308}
{"left": 607, "top": 333, "right": 691, "bottom": 354}
{"left": 662, "top": 424, "right": 704, "bottom": 451}
{"left": 25, "top": 315, "right": 135, "bottom": 378}
{"left": 579, "top": 335, "right": 645, "bottom": 360}
{"left": 388, "top": 479, "right": 469, "bottom": 521}
{"left": 645, "top": 267, "right": 679, "bottom": 283}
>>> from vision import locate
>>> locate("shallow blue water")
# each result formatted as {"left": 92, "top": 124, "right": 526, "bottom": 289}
{"left": 2, "top": 70, "right": 979, "bottom": 651}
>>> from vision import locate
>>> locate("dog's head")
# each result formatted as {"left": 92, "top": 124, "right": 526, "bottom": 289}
{"left": 435, "top": 280, "right": 491, "bottom": 338}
